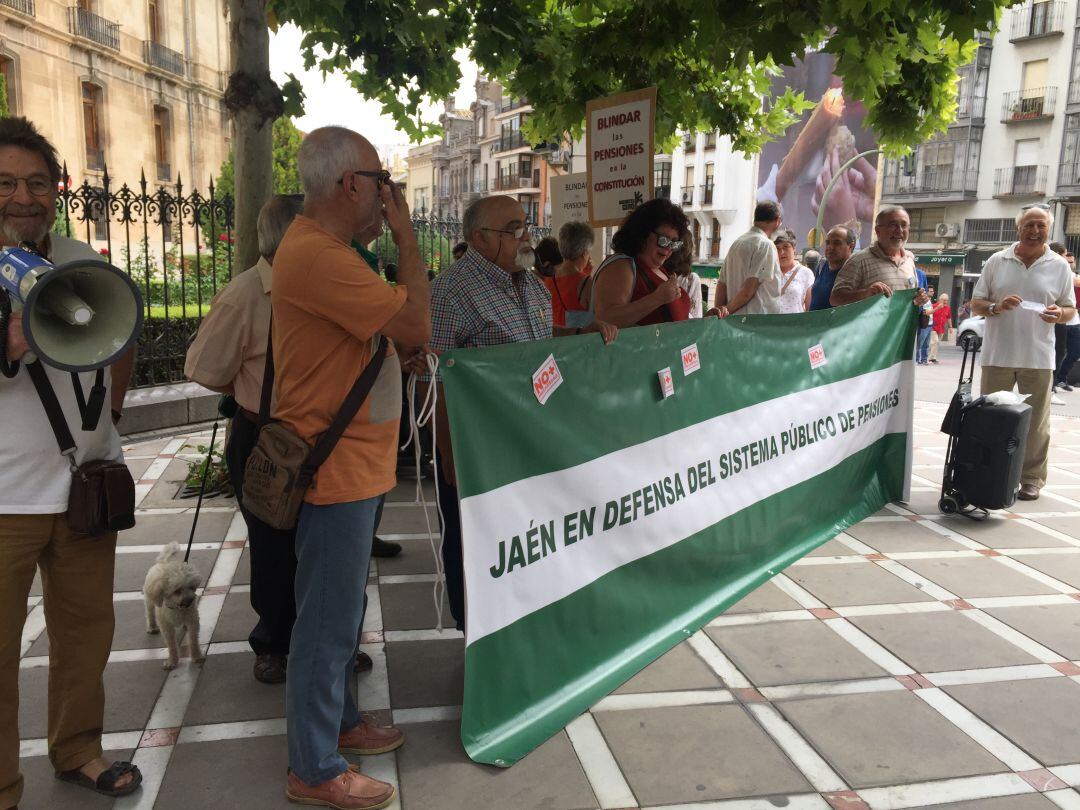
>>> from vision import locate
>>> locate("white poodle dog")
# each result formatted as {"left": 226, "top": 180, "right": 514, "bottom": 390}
{"left": 143, "top": 542, "right": 205, "bottom": 670}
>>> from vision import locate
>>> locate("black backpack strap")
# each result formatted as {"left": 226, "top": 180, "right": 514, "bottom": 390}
{"left": 25, "top": 360, "right": 78, "bottom": 465}
{"left": 302, "top": 337, "right": 388, "bottom": 473}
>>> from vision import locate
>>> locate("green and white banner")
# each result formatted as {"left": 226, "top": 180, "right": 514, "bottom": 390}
{"left": 440, "top": 291, "right": 917, "bottom": 766}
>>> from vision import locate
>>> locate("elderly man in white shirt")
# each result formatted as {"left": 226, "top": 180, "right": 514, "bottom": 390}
{"left": 971, "top": 204, "right": 1075, "bottom": 500}
{"left": 714, "top": 200, "right": 783, "bottom": 316}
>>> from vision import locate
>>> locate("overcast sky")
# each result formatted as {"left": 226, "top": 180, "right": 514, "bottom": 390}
{"left": 268, "top": 24, "right": 478, "bottom": 155}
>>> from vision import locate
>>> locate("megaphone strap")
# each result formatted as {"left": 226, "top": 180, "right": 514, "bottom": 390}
{"left": 25, "top": 360, "right": 79, "bottom": 468}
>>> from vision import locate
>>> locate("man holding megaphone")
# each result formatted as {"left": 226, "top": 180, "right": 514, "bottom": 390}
{"left": 0, "top": 118, "right": 142, "bottom": 808}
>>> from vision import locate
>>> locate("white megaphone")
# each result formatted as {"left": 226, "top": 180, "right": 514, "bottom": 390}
{"left": 0, "top": 245, "right": 144, "bottom": 371}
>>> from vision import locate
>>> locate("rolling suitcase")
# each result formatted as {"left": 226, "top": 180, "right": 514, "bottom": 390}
{"left": 939, "top": 337, "right": 1032, "bottom": 518}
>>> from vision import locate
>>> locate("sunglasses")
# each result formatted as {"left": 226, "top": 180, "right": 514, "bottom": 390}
{"left": 1022, "top": 203, "right": 1051, "bottom": 211}
{"left": 653, "top": 232, "right": 684, "bottom": 250}
{"left": 339, "top": 169, "right": 392, "bottom": 190}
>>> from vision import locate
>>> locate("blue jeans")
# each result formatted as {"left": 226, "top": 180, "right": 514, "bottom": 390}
{"left": 916, "top": 327, "right": 932, "bottom": 363}
{"left": 1056, "top": 324, "right": 1080, "bottom": 385}
{"left": 287, "top": 497, "right": 379, "bottom": 786}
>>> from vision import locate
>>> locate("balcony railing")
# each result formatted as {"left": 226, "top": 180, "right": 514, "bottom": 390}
{"left": 1059, "top": 162, "right": 1080, "bottom": 189}
{"left": 499, "top": 98, "right": 528, "bottom": 113}
{"left": 684, "top": 136, "right": 696, "bottom": 153}
{"left": 68, "top": 7, "right": 120, "bottom": 50}
{"left": 700, "top": 183, "right": 714, "bottom": 205}
{"left": 993, "top": 165, "right": 1047, "bottom": 197}
{"left": 1070, "top": 80, "right": 1080, "bottom": 107}
{"left": 85, "top": 147, "right": 105, "bottom": 171}
{"left": 144, "top": 41, "right": 185, "bottom": 76}
{"left": 497, "top": 132, "right": 528, "bottom": 151}
{"left": 654, "top": 184, "right": 671, "bottom": 199}
{"left": 494, "top": 175, "right": 537, "bottom": 191}
{"left": 956, "top": 93, "right": 987, "bottom": 122}
{"left": 0, "top": 0, "right": 35, "bottom": 16}
{"left": 1009, "top": 1, "right": 1065, "bottom": 40}
{"left": 703, "top": 133, "right": 717, "bottom": 150}
{"left": 681, "top": 187, "right": 694, "bottom": 206}
{"left": 882, "top": 166, "right": 979, "bottom": 196}
{"left": 1002, "top": 87, "right": 1057, "bottom": 122}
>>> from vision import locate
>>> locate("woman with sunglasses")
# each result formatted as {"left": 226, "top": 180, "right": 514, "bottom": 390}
{"left": 590, "top": 199, "right": 693, "bottom": 327}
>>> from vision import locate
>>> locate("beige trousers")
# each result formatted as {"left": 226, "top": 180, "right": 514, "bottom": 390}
{"left": 929, "top": 330, "right": 943, "bottom": 361}
{"left": 980, "top": 366, "right": 1052, "bottom": 489}
{"left": 0, "top": 514, "right": 116, "bottom": 809}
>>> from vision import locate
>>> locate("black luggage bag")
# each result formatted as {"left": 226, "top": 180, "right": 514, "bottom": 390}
{"left": 939, "top": 337, "right": 1032, "bottom": 518}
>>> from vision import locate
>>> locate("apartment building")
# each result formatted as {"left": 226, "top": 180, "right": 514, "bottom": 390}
{"left": 406, "top": 77, "right": 561, "bottom": 227}
{"left": 665, "top": 131, "right": 756, "bottom": 275}
{"left": 0, "top": 0, "right": 231, "bottom": 194}
{"left": 880, "top": 0, "right": 1080, "bottom": 307}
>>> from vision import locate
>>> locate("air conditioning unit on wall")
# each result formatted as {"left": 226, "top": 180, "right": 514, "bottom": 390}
{"left": 935, "top": 222, "right": 960, "bottom": 239}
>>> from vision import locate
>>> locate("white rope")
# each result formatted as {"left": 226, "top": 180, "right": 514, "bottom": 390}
{"left": 402, "top": 352, "right": 448, "bottom": 631}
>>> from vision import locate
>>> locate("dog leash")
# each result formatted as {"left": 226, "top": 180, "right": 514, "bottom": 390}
{"left": 184, "top": 421, "right": 219, "bottom": 563}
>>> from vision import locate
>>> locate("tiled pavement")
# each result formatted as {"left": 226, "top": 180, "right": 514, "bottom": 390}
{"left": 17, "top": 400, "right": 1080, "bottom": 810}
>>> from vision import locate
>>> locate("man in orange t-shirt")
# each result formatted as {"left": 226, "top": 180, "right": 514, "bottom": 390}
{"left": 272, "top": 126, "right": 430, "bottom": 810}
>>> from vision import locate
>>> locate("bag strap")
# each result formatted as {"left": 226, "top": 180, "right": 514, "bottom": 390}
{"left": 302, "top": 337, "right": 388, "bottom": 472}
{"left": 70, "top": 369, "right": 107, "bottom": 431}
{"left": 589, "top": 254, "right": 634, "bottom": 315}
{"left": 257, "top": 318, "right": 274, "bottom": 426}
{"left": 25, "top": 360, "right": 78, "bottom": 465}
{"left": 779, "top": 266, "right": 800, "bottom": 296}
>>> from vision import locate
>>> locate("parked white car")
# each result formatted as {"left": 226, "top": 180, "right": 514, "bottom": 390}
{"left": 955, "top": 315, "right": 984, "bottom": 348}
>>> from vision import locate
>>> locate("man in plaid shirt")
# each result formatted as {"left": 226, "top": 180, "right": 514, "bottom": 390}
{"left": 830, "top": 205, "right": 930, "bottom": 310}
{"left": 419, "top": 195, "right": 615, "bottom": 629}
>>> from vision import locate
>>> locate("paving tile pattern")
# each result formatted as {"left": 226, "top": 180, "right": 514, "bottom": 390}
{"left": 13, "top": 409, "right": 1080, "bottom": 809}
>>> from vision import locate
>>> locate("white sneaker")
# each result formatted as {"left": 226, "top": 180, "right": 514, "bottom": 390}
{"left": 1052, "top": 394, "right": 1066, "bottom": 405}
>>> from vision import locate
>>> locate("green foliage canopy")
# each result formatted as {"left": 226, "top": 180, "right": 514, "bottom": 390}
{"left": 268, "top": 0, "right": 1010, "bottom": 155}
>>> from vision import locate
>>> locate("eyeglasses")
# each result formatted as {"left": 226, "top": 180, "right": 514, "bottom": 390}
{"left": 653, "top": 232, "right": 685, "bottom": 250}
{"left": 1022, "top": 203, "right": 1051, "bottom": 211}
{"left": 480, "top": 225, "right": 527, "bottom": 239}
{"left": 338, "top": 169, "right": 392, "bottom": 190}
{"left": 0, "top": 175, "right": 53, "bottom": 197}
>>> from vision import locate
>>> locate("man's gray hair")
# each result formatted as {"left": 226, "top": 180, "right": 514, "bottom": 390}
{"left": 297, "top": 126, "right": 366, "bottom": 201}
{"left": 462, "top": 198, "right": 488, "bottom": 244}
{"left": 257, "top": 195, "right": 303, "bottom": 259}
{"left": 1016, "top": 204, "right": 1054, "bottom": 230}
{"left": 828, "top": 225, "right": 857, "bottom": 246}
{"left": 558, "top": 221, "right": 594, "bottom": 260}
{"left": 875, "top": 205, "right": 909, "bottom": 225}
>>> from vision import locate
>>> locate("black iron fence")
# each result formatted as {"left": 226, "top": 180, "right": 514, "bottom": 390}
{"left": 54, "top": 176, "right": 550, "bottom": 389}
{"left": 368, "top": 210, "right": 551, "bottom": 275}
{"left": 54, "top": 165, "right": 233, "bottom": 389}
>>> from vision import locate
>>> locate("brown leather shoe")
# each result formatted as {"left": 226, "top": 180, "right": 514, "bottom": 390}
{"left": 286, "top": 767, "right": 394, "bottom": 809}
{"left": 254, "top": 654, "right": 287, "bottom": 684}
{"left": 1018, "top": 484, "right": 1040, "bottom": 501}
{"left": 338, "top": 718, "right": 405, "bottom": 755}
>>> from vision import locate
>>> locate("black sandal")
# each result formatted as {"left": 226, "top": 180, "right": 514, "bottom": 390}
{"left": 56, "top": 761, "right": 143, "bottom": 797}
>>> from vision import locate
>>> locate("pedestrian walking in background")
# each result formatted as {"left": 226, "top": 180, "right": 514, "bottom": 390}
{"left": 929, "top": 293, "right": 951, "bottom": 364}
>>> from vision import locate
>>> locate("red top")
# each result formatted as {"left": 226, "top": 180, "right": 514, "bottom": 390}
{"left": 932, "top": 304, "right": 951, "bottom": 334}
{"left": 627, "top": 262, "right": 692, "bottom": 325}
{"left": 543, "top": 272, "right": 589, "bottom": 327}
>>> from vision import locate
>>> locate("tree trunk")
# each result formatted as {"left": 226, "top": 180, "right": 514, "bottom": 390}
{"left": 225, "top": 0, "right": 280, "bottom": 275}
